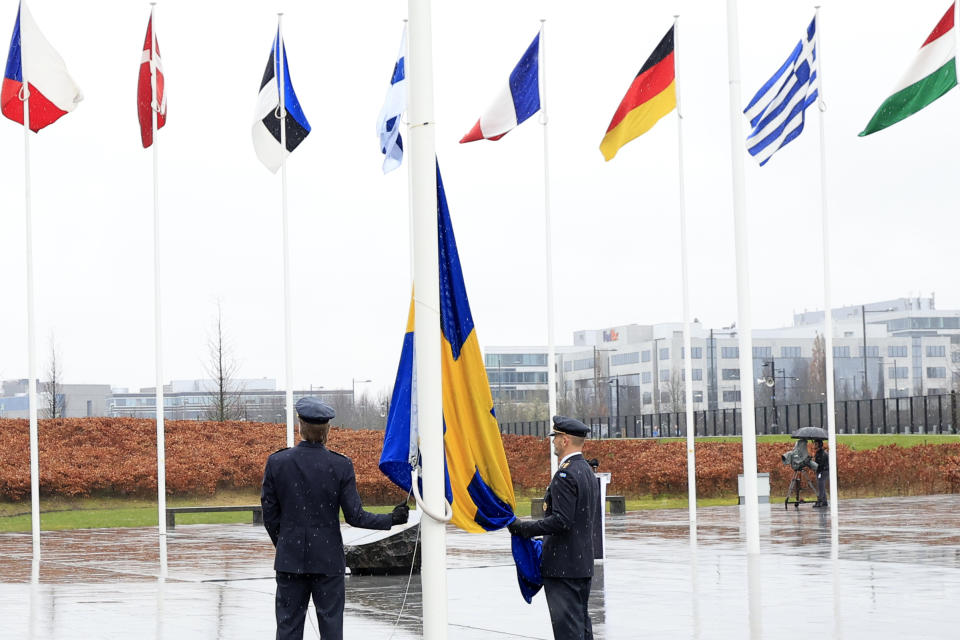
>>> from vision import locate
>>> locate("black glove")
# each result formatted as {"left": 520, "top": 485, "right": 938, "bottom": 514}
{"left": 391, "top": 503, "right": 410, "bottom": 526}
{"left": 507, "top": 519, "right": 527, "bottom": 538}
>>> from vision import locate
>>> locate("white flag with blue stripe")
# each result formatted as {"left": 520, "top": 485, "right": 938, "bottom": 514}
{"left": 744, "top": 16, "right": 819, "bottom": 166}
{"left": 376, "top": 25, "right": 407, "bottom": 174}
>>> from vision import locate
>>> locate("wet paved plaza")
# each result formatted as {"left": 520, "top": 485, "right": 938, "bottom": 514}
{"left": 2, "top": 495, "right": 960, "bottom": 638}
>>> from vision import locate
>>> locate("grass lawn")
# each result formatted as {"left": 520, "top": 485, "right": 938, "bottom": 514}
{"left": 685, "top": 434, "right": 959, "bottom": 450}
{"left": 511, "top": 493, "right": 738, "bottom": 517}
{"left": 1, "top": 492, "right": 737, "bottom": 531}
{"left": 0, "top": 489, "right": 394, "bottom": 533}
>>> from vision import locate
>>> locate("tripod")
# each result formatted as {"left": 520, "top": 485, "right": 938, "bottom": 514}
{"left": 784, "top": 467, "right": 818, "bottom": 510}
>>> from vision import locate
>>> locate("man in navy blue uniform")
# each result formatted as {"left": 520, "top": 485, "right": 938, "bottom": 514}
{"left": 508, "top": 416, "right": 599, "bottom": 640}
{"left": 261, "top": 397, "right": 409, "bottom": 640}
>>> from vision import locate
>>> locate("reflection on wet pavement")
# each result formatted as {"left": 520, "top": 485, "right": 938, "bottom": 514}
{"left": 2, "top": 495, "right": 960, "bottom": 638}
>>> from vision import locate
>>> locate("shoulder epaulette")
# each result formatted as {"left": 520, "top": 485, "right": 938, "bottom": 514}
{"left": 270, "top": 447, "right": 290, "bottom": 456}
{"left": 328, "top": 449, "right": 349, "bottom": 460}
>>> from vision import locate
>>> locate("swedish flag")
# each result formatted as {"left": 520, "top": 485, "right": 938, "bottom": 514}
{"left": 380, "top": 163, "right": 516, "bottom": 534}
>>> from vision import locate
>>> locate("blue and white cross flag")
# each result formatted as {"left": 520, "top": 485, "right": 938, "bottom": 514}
{"left": 743, "top": 16, "right": 819, "bottom": 166}
{"left": 376, "top": 25, "right": 407, "bottom": 174}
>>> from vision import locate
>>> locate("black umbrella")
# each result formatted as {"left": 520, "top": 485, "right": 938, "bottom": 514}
{"left": 791, "top": 426, "right": 828, "bottom": 440}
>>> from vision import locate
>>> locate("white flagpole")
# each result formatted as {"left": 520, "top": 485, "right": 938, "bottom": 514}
{"left": 538, "top": 19, "right": 558, "bottom": 476}
{"left": 813, "top": 6, "right": 839, "bottom": 558}
{"left": 408, "top": 1, "right": 447, "bottom": 638}
{"left": 404, "top": 19, "right": 415, "bottom": 285}
{"left": 725, "top": 0, "right": 760, "bottom": 555}
{"left": 674, "top": 15, "right": 698, "bottom": 532}
{"left": 21, "top": 31, "right": 41, "bottom": 567}
{"left": 278, "top": 14, "right": 294, "bottom": 448}
{"left": 149, "top": 3, "right": 168, "bottom": 576}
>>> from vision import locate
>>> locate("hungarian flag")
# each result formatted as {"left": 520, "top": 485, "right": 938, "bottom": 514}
{"left": 137, "top": 12, "right": 166, "bottom": 148}
{"left": 1, "top": 1, "right": 82, "bottom": 131}
{"left": 860, "top": 3, "right": 957, "bottom": 136}
{"left": 600, "top": 26, "right": 676, "bottom": 161}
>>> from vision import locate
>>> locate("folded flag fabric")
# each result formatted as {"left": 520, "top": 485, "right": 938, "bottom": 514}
{"left": 511, "top": 533, "right": 543, "bottom": 603}
{"left": 599, "top": 26, "right": 676, "bottom": 161}
{"left": 860, "top": 3, "right": 957, "bottom": 137}
{"left": 137, "top": 12, "right": 166, "bottom": 149}
{"left": 376, "top": 25, "right": 407, "bottom": 173}
{"left": 460, "top": 33, "right": 540, "bottom": 143}
{"left": 2, "top": 1, "right": 82, "bottom": 131}
{"left": 743, "top": 16, "right": 818, "bottom": 166}
{"left": 252, "top": 30, "right": 310, "bottom": 173}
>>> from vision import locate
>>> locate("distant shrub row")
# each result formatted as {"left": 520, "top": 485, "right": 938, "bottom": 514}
{"left": 1, "top": 418, "right": 957, "bottom": 503}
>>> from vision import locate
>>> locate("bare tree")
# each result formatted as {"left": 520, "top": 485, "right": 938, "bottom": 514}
{"left": 810, "top": 333, "right": 827, "bottom": 398}
{"left": 41, "top": 335, "right": 65, "bottom": 419}
{"left": 663, "top": 367, "right": 686, "bottom": 413}
{"left": 204, "top": 305, "right": 245, "bottom": 422}
{"left": 374, "top": 387, "right": 392, "bottom": 428}
{"left": 794, "top": 364, "right": 819, "bottom": 404}
{"left": 947, "top": 344, "right": 960, "bottom": 395}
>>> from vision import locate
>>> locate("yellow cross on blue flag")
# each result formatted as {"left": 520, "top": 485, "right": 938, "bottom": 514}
{"left": 380, "top": 162, "right": 516, "bottom": 533}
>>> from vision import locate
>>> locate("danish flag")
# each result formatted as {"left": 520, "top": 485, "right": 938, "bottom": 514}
{"left": 137, "top": 13, "right": 165, "bottom": 148}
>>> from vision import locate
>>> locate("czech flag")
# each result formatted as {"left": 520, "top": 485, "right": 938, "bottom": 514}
{"left": 137, "top": 11, "right": 166, "bottom": 149}
{"left": 460, "top": 32, "right": 540, "bottom": 143}
{"left": 380, "top": 161, "right": 541, "bottom": 601}
{"left": 252, "top": 29, "right": 310, "bottom": 173}
{"left": 2, "top": 2, "right": 83, "bottom": 131}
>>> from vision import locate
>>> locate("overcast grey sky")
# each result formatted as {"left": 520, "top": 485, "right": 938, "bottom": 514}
{"left": 0, "top": 0, "right": 956, "bottom": 396}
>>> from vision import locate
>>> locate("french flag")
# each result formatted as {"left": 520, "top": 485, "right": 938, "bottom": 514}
{"left": 460, "top": 32, "right": 540, "bottom": 143}
{"left": 1, "top": 2, "right": 83, "bottom": 132}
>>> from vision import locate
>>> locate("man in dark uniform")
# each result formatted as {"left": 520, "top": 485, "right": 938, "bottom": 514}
{"left": 508, "top": 416, "right": 599, "bottom": 640}
{"left": 261, "top": 397, "right": 409, "bottom": 640}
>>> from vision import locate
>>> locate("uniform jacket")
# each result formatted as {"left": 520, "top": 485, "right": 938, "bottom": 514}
{"left": 520, "top": 453, "right": 598, "bottom": 578}
{"left": 261, "top": 441, "right": 392, "bottom": 574}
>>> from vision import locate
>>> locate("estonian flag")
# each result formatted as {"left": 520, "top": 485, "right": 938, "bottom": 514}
{"left": 1, "top": 1, "right": 83, "bottom": 131}
{"left": 252, "top": 29, "right": 310, "bottom": 173}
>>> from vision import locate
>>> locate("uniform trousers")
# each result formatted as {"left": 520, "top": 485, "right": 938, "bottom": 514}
{"left": 543, "top": 576, "right": 593, "bottom": 640}
{"left": 275, "top": 572, "right": 345, "bottom": 640}
{"left": 817, "top": 473, "right": 828, "bottom": 504}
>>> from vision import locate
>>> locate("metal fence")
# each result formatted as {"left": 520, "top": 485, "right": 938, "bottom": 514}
{"left": 498, "top": 391, "right": 960, "bottom": 439}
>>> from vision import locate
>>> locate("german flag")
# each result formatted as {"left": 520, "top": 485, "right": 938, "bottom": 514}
{"left": 600, "top": 26, "right": 676, "bottom": 161}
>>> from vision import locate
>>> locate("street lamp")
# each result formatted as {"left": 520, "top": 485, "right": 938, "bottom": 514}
{"left": 757, "top": 359, "right": 798, "bottom": 433}
{"left": 352, "top": 378, "right": 372, "bottom": 428}
{"left": 592, "top": 345, "right": 616, "bottom": 415}
{"left": 607, "top": 377, "right": 620, "bottom": 434}
{"left": 351, "top": 378, "right": 371, "bottom": 404}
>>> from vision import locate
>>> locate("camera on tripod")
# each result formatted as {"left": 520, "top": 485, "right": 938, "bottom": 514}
{"left": 781, "top": 427, "right": 827, "bottom": 509}
{"left": 781, "top": 439, "right": 819, "bottom": 473}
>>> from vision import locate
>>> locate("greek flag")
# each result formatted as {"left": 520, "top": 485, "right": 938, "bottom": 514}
{"left": 743, "top": 16, "right": 818, "bottom": 166}
{"left": 376, "top": 25, "right": 407, "bottom": 174}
